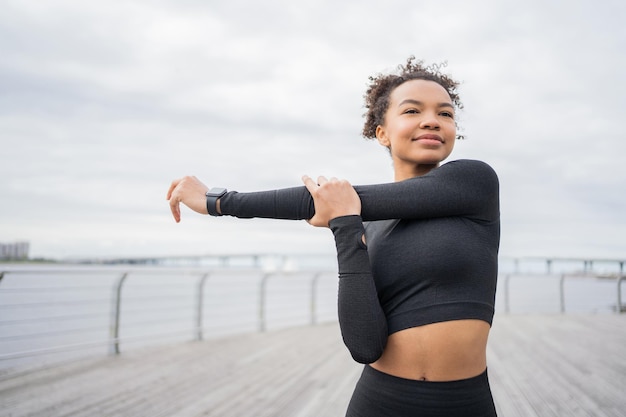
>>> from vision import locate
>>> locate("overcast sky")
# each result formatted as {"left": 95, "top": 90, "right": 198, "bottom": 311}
{"left": 1, "top": 0, "right": 625, "bottom": 262}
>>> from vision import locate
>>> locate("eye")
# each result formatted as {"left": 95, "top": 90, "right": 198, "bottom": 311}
{"left": 440, "top": 111, "right": 454, "bottom": 119}
{"left": 403, "top": 108, "right": 420, "bottom": 114}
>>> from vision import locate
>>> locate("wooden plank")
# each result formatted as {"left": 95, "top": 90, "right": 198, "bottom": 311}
{"left": 0, "top": 324, "right": 361, "bottom": 417}
{"left": 0, "top": 315, "right": 625, "bottom": 417}
{"left": 488, "top": 314, "right": 626, "bottom": 417}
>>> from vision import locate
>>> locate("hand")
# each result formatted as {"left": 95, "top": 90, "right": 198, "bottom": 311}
{"left": 302, "top": 175, "right": 361, "bottom": 227}
{"left": 166, "top": 176, "right": 210, "bottom": 222}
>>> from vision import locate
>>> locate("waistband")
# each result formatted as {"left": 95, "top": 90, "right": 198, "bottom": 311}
{"left": 348, "top": 365, "right": 497, "bottom": 415}
{"left": 362, "top": 365, "right": 491, "bottom": 397}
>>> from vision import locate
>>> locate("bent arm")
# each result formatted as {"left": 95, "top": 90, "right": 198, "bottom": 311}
{"left": 330, "top": 215, "right": 387, "bottom": 363}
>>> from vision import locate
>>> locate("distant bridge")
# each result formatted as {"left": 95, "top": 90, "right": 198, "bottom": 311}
{"left": 66, "top": 253, "right": 625, "bottom": 275}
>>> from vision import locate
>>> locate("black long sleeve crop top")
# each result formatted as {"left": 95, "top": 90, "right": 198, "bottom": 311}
{"left": 219, "top": 159, "right": 500, "bottom": 363}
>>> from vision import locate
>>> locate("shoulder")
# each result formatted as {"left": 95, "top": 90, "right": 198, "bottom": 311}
{"left": 436, "top": 159, "right": 498, "bottom": 183}
{"left": 425, "top": 160, "right": 499, "bottom": 199}
{"left": 440, "top": 159, "right": 496, "bottom": 174}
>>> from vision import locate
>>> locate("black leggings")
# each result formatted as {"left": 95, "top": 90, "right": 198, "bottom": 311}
{"left": 346, "top": 366, "right": 497, "bottom": 417}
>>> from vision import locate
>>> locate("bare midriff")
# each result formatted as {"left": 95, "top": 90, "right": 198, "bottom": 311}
{"left": 369, "top": 319, "right": 490, "bottom": 381}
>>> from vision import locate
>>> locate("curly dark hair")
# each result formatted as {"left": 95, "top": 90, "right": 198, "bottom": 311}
{"left": 362, "top": 56, "right": 463, "bottom": 139}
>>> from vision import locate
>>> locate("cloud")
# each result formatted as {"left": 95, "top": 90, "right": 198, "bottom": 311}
{"left": 1, "top": 0, "right": 625, "bottom": 260}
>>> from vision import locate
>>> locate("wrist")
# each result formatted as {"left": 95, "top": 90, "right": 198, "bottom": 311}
{"left": 205, "top": 187, "right": 227, "bottom": 216}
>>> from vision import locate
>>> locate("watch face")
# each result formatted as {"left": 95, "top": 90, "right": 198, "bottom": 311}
{"left": 206, "top": 187, "right": 227, "bottom": 197}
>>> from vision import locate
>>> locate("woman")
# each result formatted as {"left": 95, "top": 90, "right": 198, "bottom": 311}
{"left": 167, "top": 57, "right": 500, "bottom": 416}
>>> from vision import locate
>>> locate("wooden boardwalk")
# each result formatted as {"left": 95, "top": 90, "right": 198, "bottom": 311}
{"left": 1, "top": 314, "right": 624, "bottom": 417}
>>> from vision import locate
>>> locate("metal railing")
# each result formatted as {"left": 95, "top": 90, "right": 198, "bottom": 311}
{"left": 1, "top": 257, "right": 624, "bottom": 369}
{"left": 0, "top": 267, "right": 338, "bottom": 367}
{"left": 617, "top": 275, "right": 625, "bottom": 313}
{"left": 501, "top": 273, "right": 625, "bottom": 314}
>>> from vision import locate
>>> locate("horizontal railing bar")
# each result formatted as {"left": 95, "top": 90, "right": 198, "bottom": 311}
{"left": 113, "top": 316, "right": 197, "bottom": 328}
{"left": 268, "top": 318, "right": 311, "bottom": 326}
{"left": 500, "top": 256, "right": 625, "bottom": 262}
{"left": 0, "top": 325, "right": 108, "bottom": 341}
{"left": 0, "top": 312, "right": 108, "bottom": 326}
{"left": 0, "top": 268, "right": 334, "bottom": 277}
{"left": 0, "top": 313, "right": 199, "bottom": 330}
{"left": 203, "top": 289, "right": 259, "bottom": 295}
{"left": 106, "top": 285, "right": 207, "bottom": 291}
{"left": 0, "top": 268, "right": 131, "bottom": 274}
{"left": 0, "top": 286, "right": 113, "bottom": 292}
{"left": 0, "top": 299, "right": 111, "bottom": 309}
{"left": 110, "top": 294, "right": 195, "bottom": 302}
{"left": 198, "top": 324, "right": 258, "bottom": 333}
{"left": 0, "top": 340, "right": 113, "bottom": 361}
{"left": 113, "top": 305, "right": 194, "bottom": 313}
{"left": 499, "top": 273, "right": 620, "bottom": 279}
{"left": 0, "top": 287, "right": 196, "bottom": 300}
{"left": 0, "top": 267, "right": 269, "bottom": 275}
{"left": 0, "top": 328, "right": 200, "bottom": 361}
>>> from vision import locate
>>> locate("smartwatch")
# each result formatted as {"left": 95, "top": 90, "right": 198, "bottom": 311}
{"left": 205, "top": 187, "right": 227, "bottom": 216}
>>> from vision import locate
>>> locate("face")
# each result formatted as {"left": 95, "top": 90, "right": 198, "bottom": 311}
{"left": 376, "top": 79, "right": 457, "bottom": 180}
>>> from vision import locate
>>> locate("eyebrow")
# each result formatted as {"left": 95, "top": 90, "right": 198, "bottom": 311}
{"left": 398, "top": 99, "right": 454, "bottom": 109}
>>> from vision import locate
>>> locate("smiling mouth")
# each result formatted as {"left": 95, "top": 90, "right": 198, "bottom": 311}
{"left": 413, "top": 134, "right": 444, "bottom": 143}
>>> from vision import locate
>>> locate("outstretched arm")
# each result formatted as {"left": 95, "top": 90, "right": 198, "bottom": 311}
{"left": 302, "top": 176, "right": 388, "bottom": 364}
{"left": 167, "top": 160, "right": 498, "bottom": 224}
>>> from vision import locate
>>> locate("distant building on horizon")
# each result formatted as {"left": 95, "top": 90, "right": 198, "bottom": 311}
{"left": 0, "top": 241, "right": 30, "bottom": 260}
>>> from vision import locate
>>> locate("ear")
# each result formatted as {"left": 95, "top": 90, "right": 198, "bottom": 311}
{"left": 376, "top": 125, "right": 390, "bottom": 148}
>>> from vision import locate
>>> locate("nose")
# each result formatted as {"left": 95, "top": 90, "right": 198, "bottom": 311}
{"left": 419, "top": 114, "right": 440, "bottom": 130}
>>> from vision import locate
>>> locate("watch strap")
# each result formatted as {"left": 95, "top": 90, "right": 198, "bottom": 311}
{"left": 206, "top": 187, "right": 227, "bottom": 216}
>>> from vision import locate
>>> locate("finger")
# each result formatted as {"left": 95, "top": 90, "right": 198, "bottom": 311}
{"left": 169, "top": 194, "right": 181, "bottom": 223}
{"left": 337, "top": 178, "right": 352, "bottom": 188}
{"left": 317, "top": 176, "right": 328, "bottom": 185}
{"left": 166, "top": 179, "right": 180, "bottom": 200}
{"left": 302, "top": 175, "right": 319, "bottom": 193}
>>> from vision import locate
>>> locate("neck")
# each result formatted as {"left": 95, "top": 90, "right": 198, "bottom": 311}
{"left": 394, "top": 163, "right": 439, "bottom": 181}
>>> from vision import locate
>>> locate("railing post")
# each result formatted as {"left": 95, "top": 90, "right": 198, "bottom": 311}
{"left": 259, "top": 273, "right": 271, "bottom": 332}
{"left": 195, "top": 273, "right": 210, "bottom": 341}
{"left": 504, "top": 274, "right": 511, "bottom": 314}
{"left": 618, "top": 276, "right": 625, "bottom": 314}
{"left": 310, "top": 273, "right": 322, "bottom": 325}
{"left": 109, "top": 272, "right": 128, "bottom": 355}
{"left": 559, "top": 274, "right": 566, "bottom": 313}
